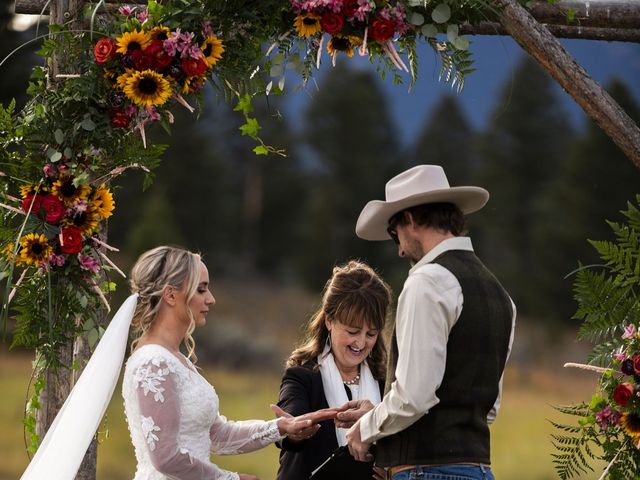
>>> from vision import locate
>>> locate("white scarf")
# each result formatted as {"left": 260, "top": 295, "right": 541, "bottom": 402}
{"left": 318, "top": 342, "right": 381, "bottom": 446}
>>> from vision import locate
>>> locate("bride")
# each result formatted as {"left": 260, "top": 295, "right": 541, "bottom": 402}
{"left": 21, "top": 245, "right": 334, "bottom": 480}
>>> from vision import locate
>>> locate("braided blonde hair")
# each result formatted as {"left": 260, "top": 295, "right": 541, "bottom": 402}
{"left": 129, "top": 246, "right": 202, "bottom": 362}
{"left": 287, "top": 260, "right": 392, "bottom": 380}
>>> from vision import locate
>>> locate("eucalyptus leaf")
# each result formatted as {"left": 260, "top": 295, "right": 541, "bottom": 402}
{"left": 81, "top": 118, "right": 96, "bottom": 131}
{"left": 409, "top": 12, "right": 425, "bottom": 26}
{"left": 421, "top": 24, "right": 438, "bottom": 38}
{"left": 87, "top": 329, "right": 99, "bottom": 349}
{"left": 270, "top": 65, "right": 284, "bottom": 77}
{"left": 54, "top": 129, "right": 64, "bottom": 145}
{"left": 454, "top": 36, "right": 470, "bottom": 51}
{"left": 50, "top": 151, "right": 62, "bottom": 163}
{"left": 278, "top": 76, "right": 285, "bottom": 91}
{"left": 447, "top": 24, "right": 459, "bottom": 43}
{"left": 265, "top": 80, "right": 273, "bottom": 96}
{"left": 272, "top": 53, "right": 285, "bottom": 65}
{"left": 64, "top": 147, "right": 73, "bottom": 159}
{"left": 432, "top": 3, "right": 451, "bottom": 24}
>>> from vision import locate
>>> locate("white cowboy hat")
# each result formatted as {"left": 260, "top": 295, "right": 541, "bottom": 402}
{"left": 356, "top": 165, "right": 489, "bottom": 241}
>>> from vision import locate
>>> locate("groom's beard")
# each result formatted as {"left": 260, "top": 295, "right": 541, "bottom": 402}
{"left": 406, "top": 238, "right": 425, "bottom": 267}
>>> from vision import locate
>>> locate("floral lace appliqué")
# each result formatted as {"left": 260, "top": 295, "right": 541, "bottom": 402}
{"left": 141, "top": 415, "right": 161, "bottom": 451}
{"left": 134, "top": 358, "right": 175, "bottom": 402}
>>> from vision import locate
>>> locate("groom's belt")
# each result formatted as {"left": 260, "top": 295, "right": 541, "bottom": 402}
{"left": 385, "top": 463, "right": 490, "bottom": 479}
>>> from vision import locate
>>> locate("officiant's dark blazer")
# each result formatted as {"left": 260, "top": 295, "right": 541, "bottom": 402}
{"left": 275, "top": 361, "right": 384, "bottom": 480}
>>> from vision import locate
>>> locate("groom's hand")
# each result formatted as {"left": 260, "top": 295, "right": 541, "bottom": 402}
{"left": 335, "top": 399, "right": 374, "bottom": 428}
{"left": 346, "top": 420, "right": 373, "bottom": 462}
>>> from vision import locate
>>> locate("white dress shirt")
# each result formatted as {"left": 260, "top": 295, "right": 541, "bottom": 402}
{"left": 359, "top": 236, "right": 517, "bottom": 444}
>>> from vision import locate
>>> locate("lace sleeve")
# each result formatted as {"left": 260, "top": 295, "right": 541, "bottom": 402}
{"left": 209, "top": 415, "right": 284, "bottom": 455}
{"left": 134, "top": 358, "right": 239, "bottom": 480}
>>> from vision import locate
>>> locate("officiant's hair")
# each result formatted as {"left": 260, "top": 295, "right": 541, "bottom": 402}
{"left": 286, "top": 260, "right": 392, "bottom": 380}
{"left": 129, "top": 245, "right": 202, "bottom": 361}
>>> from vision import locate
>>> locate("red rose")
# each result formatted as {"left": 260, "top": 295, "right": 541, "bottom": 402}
{"left": 59, "top": 226, "right": 83, "bottom": 254}
{"left": 146, "top": 40, "right": 173, "bottom": 71}
{"left": 613, "top": 382, "right": 635, "bottom": 407}
{"left": 41, "top": 195, "right": 65, "bottom": 224}
{"left": 94, "top": 38, "right": 117, "bottom": 64}
{"left": 632, "top": 354, "right": 640, "bottom": 375}
{"left": 111, "top": 109, "right": 132, "bottom": 129}
{"left": 342, "top": 0, "right": 360, "bottom": 19}
{"left": 181, "top": 57, "right": 208, "bottom": 77}
{"left": 22, "top": 194, "right": 43, "bottom": 215}
{"left": 369, "top": 17, "right": 396, "bottom": 43}
{"left": 321, "top": 12, "right": 344, "bottom": 35}
{"left": 129, "top": 49, "right": 155, "bottom": 71}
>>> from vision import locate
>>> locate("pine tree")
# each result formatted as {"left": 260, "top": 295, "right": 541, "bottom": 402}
{"left": 532, "top": 79, "right": 640, "bottom": 323}
{"left": 298, "top": 62, "right": 405, "bottom": 289}
{"left": 473, "top": 55, "right": 575, "bottom": 317}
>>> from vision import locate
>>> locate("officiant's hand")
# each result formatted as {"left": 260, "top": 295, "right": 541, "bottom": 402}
{"left": 334, "top": 399, "right": 374, "bottom": 429}
{"left": 271, "top": 404, "right": 339, "bottom": 442}
{"left": 346, "top": 420, "right": 373, "bottom": 462}
{"left": 239, "top": 474, "right": 259, "bottom": 480}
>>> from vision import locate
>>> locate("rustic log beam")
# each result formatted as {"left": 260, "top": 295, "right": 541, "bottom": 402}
{"left": 15, "top": 0, "right": 146, "bottom": 15}
{"left": 461, "top": 22, "right": 640, "bottom": 42}
{"left": 494, "top": 0, "right": 640, "bottom": 168}
{"left": 527, "top": 0, "right": 640, "bottom": 29}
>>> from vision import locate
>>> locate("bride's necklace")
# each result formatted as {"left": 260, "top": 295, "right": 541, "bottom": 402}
{"left": 343, "top": 373, "right": 360, "bottom": 386}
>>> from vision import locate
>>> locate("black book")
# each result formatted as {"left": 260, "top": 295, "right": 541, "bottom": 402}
{"left": 309, "top": 446, "right": 375, "bottom": 480}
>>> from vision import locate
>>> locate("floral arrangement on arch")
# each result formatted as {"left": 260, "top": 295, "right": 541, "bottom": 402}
{"left": 553, "top": 197, "right": 640, "bottom": 479}
{"left": 291, "top": 0, "right": 411, "bottom": 70}
{"left": 91, "top": 3, "right": 224, "bottom": 146}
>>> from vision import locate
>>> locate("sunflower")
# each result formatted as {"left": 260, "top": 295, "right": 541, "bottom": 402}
{"left": 2, "top": 243, "right": 15, "bottom": 261}
{"left": 150, "top": 26, "right": 171, "bottom": 41}
{"left": 17, "top": 233, "right": 52, "bottom": 267}
{"left": 327, "top": 35, "right": 361, "bottom": 57}
{"left": 115, "top": 29, "right": 152, "bottom": 55}
{"left": 92, "top": 184, "right": 115, "bottom": 220}
{"left": 116, "top": 69, "right": 134, "bottom": 90}
{"left": 19, "top": 184, "right": 46, "bottom": 199}
{"left": 621, "top": 412, "right": 640, "bottom": 443}
{"left": 51, "top": 177, "right": 91, "bottom": 206}
{"left": 182, "top": 74, "right": 207, "bottom": 94}
{"left": 62, "top": 209, "right": 99, "bottom": 235}
{"left": 201, "top": 35, "right": 224, "bottom": 68}
{"left": 123, "top": 69, "right": 172, "bottom": 108}
{"left": 294, "top": 14, "right": 322, "bottom": 37}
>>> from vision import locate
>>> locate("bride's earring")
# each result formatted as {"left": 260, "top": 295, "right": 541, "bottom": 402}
{"left": 326, "top": 333, "right": 332, "bottom": 349}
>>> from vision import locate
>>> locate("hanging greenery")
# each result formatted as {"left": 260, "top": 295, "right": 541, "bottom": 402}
{"left": 552, "top": 196, "right": 640, "bottom": 480}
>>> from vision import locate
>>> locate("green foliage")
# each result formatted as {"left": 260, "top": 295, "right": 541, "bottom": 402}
{"left": 552, "top": 196, "right": 640, "bottom": 479}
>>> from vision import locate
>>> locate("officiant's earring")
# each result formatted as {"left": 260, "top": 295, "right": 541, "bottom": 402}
{"left": 325, "top": 333, "right": 332, "bottom": 349}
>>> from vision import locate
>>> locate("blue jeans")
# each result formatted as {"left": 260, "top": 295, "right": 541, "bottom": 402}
{"left": 391, "top": 464, "right": 495, "bottom": 480}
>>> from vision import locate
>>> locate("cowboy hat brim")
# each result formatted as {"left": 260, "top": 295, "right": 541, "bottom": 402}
{"left": 355, "top": 186, "right": 489, "bottom": 241}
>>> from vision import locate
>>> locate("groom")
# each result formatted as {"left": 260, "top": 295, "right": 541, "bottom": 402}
{"left": 338, "top": 165, "right": 516, "bottom": 480}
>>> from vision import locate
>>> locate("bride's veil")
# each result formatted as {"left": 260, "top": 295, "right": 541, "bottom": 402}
{"left": 20, "top": 294, "right": 138, "bottom": 480}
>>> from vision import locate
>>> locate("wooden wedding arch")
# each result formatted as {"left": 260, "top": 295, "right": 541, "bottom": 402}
{"left": 9, "top": 0, "right": 640, "bottom": 478}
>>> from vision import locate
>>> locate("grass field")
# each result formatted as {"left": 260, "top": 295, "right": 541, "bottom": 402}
{"left": 1, "top": 349, "right": 606, "bottom": 480}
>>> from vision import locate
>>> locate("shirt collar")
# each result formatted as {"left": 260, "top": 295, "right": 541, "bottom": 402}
{"left": 409, "top": 236, "right": 474, "bottom": 274}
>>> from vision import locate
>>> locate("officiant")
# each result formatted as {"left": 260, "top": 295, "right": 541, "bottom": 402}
{"left": 275, "top": 261, "right": 391, "bottom": 480}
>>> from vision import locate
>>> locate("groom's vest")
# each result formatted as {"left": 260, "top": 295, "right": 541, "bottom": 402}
{"left": 376, "top": 250, "right": 513, "bottom": 467}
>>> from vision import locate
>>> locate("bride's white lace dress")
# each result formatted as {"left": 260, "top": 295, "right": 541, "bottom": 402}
{"left": 122, "top": 344, "right": 283, "bottom": 479}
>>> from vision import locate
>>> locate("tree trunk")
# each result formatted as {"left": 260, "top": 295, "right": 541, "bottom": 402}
{"left": 35, "top": 2, "right": 101, "bottom": 479}
{"left": 494, "top": 0, "right": 640, "bottom": 169}
{"left": 460, "top": 22, "right": 640, "bottom": 42}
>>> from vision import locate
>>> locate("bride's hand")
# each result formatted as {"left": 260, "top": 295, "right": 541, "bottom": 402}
{"left": 239, "top": 474, "right": 259, "bottom": 480}
{"left": 271, "top": 404, "right": 339, "bottom": 442}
